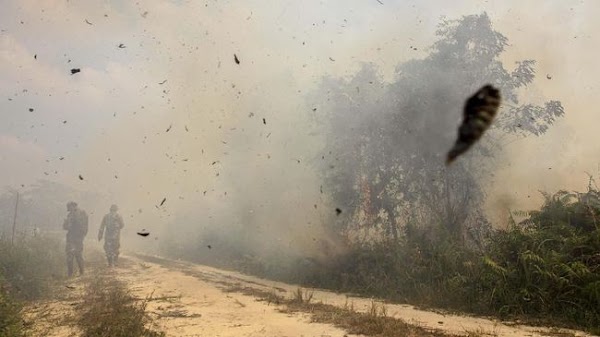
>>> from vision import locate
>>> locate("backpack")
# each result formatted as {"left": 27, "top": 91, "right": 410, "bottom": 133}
{"left": 79, "top": 210, "right": 89, "bottom": 237}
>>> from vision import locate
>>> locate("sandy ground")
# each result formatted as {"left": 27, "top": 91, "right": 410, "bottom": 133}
{"left": 117, "top": 257, "right": 354, "bottom": 337}
{"left": 22, "top": 281, "right": 82, "bottom": 337}
{"left": 23, "top": 255, "right": 596, "bottom": 337}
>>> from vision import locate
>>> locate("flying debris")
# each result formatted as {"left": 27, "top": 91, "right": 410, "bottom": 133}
{"left": 166, "top": 124, "right": 172, "bottom": 132}
{"left": 446, "top": 84, "right": 501, "bottom": 165}
{"left": 335, "top": 208, "right": 342, "bottom": 215}
{"left": 34, "top": 54, "right": 37, "bottom": 59}
{"left": 234, "top": 53, "right": 240, "bottom": 64}
{"left": 84, "top": 19, "right": 93, "bottom": 25}
{"left": 28, "top": 108, "right": 34, "bottom": 112}
{"left": 137, "top": 230, "right": 150, "bottom": 237}
{"left": 262, "top": 118, "right": 266, "bottom": 125}
{"left": 546, "top": 74, "right": 552, "bottom": 80}
{"left": 118, "top": 43, "right": 126, "bottom": 48}
{"left": 159, "top": 197, "right": 166, "bottom": 206}
{"left": 78, "top": 174, "right": 84, "bottom": 180}
{"left": 158, "top": 79, "right": 167, "bottom": 85}
{"left": 207, "top": 245, "right": 212, "bottom": 249}
{"left": 70, "top": 68, "right": 81, "bottom": 75}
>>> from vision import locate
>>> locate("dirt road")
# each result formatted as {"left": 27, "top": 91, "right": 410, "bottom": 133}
{"left": 127, "top": 255, "right": 595, "bottom": 337}
{"left": 24, "top": 255, "right": 594, "bottom": 337}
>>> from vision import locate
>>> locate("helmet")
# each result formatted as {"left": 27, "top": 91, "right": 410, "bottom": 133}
{"left": 110, "top": 204, "right": 118, "bottom": 212}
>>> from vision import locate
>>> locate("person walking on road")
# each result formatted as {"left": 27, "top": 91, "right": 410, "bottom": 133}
{"left": 98, "top": 204, "right": 124, "bottom": 267}
{"left": 63, "top": 201, "right": 88, "bottom": 277}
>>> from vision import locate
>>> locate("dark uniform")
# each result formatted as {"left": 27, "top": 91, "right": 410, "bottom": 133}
{"left": 63, "top": 201, "right": 88, "bottom": 277}
{"left": 98, "top": 205, "right": 124, "bottom": 267}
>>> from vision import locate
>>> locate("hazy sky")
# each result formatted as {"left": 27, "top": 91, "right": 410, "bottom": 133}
{"left": 1, "top": 0, "right": 599, "bottom": 235}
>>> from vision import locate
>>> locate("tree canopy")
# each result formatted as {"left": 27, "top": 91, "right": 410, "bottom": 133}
{"left": 315, "top": 13, "right": 565, "bottom": 244}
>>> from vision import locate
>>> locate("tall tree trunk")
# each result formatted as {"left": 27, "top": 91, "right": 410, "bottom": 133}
{"left": 443, "top": 170, "right": 463, "bottom": 243}
{"left": 382, "top": 202, "right": 399, "bottom": 242}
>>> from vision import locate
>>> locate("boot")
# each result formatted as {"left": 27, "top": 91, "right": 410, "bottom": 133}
{"left": 76, "top": 255, "right": 85, "bottom": 275}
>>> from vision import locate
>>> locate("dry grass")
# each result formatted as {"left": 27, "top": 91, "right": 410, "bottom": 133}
{"left": 285, "top": 296, "right": 446, "bottom": 337}
{"left": 136, "top": 254, "right": 465, "bottom": 337}
{"left": 224, "top": 285, "right": 458, "bottom": 337}
{"left": 463, "top": 327, "right": 498, "bottom": 337}
{"left": 76, "top": 274, "right": 164, "bottom": 337}
{"left": 0, "top": 284, "right": 24, "bottom": 337}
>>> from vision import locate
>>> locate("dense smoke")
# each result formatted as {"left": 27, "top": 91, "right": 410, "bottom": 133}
{"left": 1, "top": 1, "right": 599, "bottom": 269}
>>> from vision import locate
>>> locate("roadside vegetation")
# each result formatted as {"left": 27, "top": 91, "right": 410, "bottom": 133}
{"left": 77, "top": 274, "right": 164, "bottom": 337}
{"left": 0, "top": 278, "right": 24, "bottom": 337}
{"left": 227, "top": 285, "right": 461, "bottom": 337}
{"left": 165, "top": 184, "right": 600, "bottom": 333}
{"left": 0, "top": 233, "right": 65, "bottom": 337}
{"left": 298, "top": 185, "right": 600, "bottom": 333}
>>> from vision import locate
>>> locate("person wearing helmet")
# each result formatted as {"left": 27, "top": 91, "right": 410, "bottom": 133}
{"left": 98, "top": 204, "right": 125, "bottom": 267}
{"left": 62, "top": 201, "right": 88, "bottom": 277}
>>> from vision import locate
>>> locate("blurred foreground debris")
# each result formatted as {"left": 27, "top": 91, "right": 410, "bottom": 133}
{"left": 137, "top": 230, "right": 150, "bottom": 237}
{"left": 446, "top": 84, "right": 501, "bottom": 165}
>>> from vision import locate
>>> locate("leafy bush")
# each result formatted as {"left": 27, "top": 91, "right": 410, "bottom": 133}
{"left": 300, "top": 185, "right": 600, "bottom": 332}
{"left": 481, "top": 188, "right": 600, "bottom": 328}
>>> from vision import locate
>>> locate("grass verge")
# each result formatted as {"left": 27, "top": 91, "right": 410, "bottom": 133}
{"left": 226, "top": 285, "right": 459, "bottom": 337}
{"left": 76, "top": 273, "right": 164, "bottom": 337}
{"left": 0, "top": 278, "right": 24, "bottom": 337}
{"left": 0, "top": 234, "right": 67, "bottom": 337}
